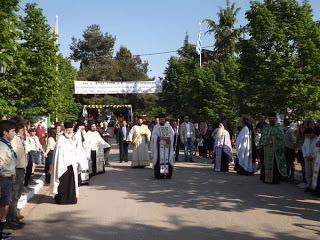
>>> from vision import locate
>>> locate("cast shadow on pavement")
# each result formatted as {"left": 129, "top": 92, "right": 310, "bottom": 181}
{"left": 90, "top": 162, "right": 320, "bottom": 221}
{"left": 23, "top": 144, "right": 320, "bottom": 239}
{"left": 12, "top": 211, "right": 311, "bottom": 240}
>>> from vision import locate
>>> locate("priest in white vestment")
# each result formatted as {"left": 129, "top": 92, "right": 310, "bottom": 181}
{"left": 50, "top": 122, "right": 79, "bottom": 204}
{"left": 234, "top": 115, "right": 257, "bottom": 175}
{"left": 73, "top": 119, "right": 91, "bottom": 184}
{"left": 212, "top": 122, "right": 233, "bottom": 172}
{"left": 312, "top": 144, "right": 320, "bottom": 196}
{"left": 151, "top": 114, "right": 174, "bottom": 178}
{"left": 127, "top": 116, "right": 151, "bottom": 167}
{"left": 87, "top": 123, "right": 111, "bottom": 175}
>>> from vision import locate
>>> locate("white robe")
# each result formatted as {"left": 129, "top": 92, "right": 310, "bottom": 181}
{"left": 73, "top": 130, "right": 91, "bottom": 183}
{"left": 127, "top": 125, "right": 151, "bottom": 167}
{"left": 235, "top": 126, "right": 257, "bottom": 172}
{"left": 151, "top": 124, "right": 174, "bottom": 168}
{"left": 50, "top": 135, "right": 79, "bottom": 197}
{"left": 312, "top": 147, "right": 320, "bottom": 190}
{"left": 87, "top": 131, "right": 110, "bottom": 173}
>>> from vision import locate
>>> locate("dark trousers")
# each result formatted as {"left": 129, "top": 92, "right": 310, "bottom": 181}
{"left": 45, "top": 150, "right": 54, "bottom": 183}
{"left": 199, "top": 146, "right": 206, "bottom": 157}
{"left": 25, "top": 151, "right": 37, "bottom": 186}
{"left": 7, "top": 168, "right": 24, "bottom": 222}
{"left": 286, "top": 147, "right": 296, "bottom": 163}
{"left": 104, "top": 147, "right": 111, "bottom": 163}
{"left": 174, "top": 146, "right": 179, "bottom": 161}
{"left": 91, "top": 151, "right": 97, "bottom": 176}
{"left": 173, "top": 137, "right": 180, "bottom": 161}
{"left": 119, "top": 142, "right": 128, "bottom": 162}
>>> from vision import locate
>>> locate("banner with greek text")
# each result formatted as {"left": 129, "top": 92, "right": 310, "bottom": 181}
{"left": 74, "top": 81, "right": 162, "bottom": 94}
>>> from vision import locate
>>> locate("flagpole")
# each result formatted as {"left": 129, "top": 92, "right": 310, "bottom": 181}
{"left": 174, "top": 118, "right": 180, "bottom": 164}
{"left": 196, "top": 22, "right": 202, "bottom": 69}
{"left": 199, "top": 22, "right": 201, "bottom": 69}
{"left": 54, "top": 15, "right": 59, "bottom": 122}
{"left": 200, "top": 48, "right": 202, "bottom": 69}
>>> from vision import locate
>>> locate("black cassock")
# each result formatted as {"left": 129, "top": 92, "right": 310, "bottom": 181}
{"left": 55, "top": 165, "right": 77, "bottom": 204}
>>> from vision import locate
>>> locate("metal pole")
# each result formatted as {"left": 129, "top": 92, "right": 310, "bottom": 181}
{"left": 174, "top": 118, "right": 180, "bottom": 164}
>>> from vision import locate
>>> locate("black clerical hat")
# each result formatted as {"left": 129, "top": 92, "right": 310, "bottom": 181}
{"left": 77, "top": 117, "right": 85, "bottom": 127}
{"left": 78, "top": 121, "right": 85, "bottom": 127}
{"left": 64, "top": 121, "right": 73, "bottom": 129}
{"left": 268, "top": 112, "right": 277, "bottom": 118}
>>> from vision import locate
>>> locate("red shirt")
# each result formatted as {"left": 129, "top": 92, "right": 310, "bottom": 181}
{"left": 36, "top": 126, "right": 46, "bottom": 146}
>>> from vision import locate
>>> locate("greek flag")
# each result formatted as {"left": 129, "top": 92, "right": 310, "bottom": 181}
{"left": 196, "top": 23, "right": 201, "bottom": 55}
{"left": 82, "top": 107, "right": 88, "bottom": 117}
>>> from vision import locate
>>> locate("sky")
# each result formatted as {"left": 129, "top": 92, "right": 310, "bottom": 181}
{"left": 19, "top": 0, "right": 320, "bottom": 80}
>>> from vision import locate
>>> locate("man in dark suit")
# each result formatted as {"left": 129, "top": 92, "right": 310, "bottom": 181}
{"left": 98, "top": 121, "right": 113, "bottom": 165}
{"left": 172, "top": 120, "right": 181, "bottom": 162}
{"left": 116, "top": 120, "right": 130, "bottom": 162}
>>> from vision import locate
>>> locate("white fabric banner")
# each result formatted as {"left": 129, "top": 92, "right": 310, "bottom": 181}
{"left": 74, "top": 81, "right": 162, "bottom": 94}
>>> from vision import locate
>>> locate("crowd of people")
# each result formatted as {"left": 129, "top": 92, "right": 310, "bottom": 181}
{"left": 0, "top": 117, "right": 48, "bottom": 240}
{"left": 0, "top": 112, "right": 320, "bottom": 239}
{"left": 161, "top": 113, "right": 320, "bottom": 198}
{"left": 0, "top": 113, "right": 175, "bottom": 232}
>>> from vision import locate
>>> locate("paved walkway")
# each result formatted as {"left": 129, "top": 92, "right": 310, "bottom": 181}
{"left": 12, "top": 139, "right": 320, "bottom": 240}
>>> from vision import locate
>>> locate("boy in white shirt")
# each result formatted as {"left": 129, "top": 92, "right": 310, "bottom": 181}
{"left": 302, "top": 128, "right": 319, "bottom": 192}
{"left": 25, "top": 127, "right": 45, "bottom": 187}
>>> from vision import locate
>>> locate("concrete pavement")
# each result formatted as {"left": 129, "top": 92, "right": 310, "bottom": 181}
{"left": 12, "top": 139, "right": 320, "bottom": 240}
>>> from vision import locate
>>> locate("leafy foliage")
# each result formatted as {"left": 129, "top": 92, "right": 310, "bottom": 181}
{"left": 0, "top": 0, "right": 20, "bottom": 116}
{"left": 239, "top": 0, "right": 320, "bottom": 119}
{"left": 203, "top": 0, "right": 241, "bottom": 60}
{"left": 53, "top": 54, "right": 82, "bottom": 121}
{"left": 0, "top": 2, "right": 79, "bottom": 120}
{"left": 161, "top": 1, "right": 241, "bottom": 123}
{"left": 2, "top": 0, "right": 320, "bottom": 123}
{"left": 161, "top": 37, "right": 239, "bottom": 123}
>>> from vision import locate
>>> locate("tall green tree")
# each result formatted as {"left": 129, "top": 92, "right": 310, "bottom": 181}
{"left": 53, "top": 54, "right": 81, "bottom": 121}
{"left": 70, "top": 24, "right": 115, "bottom": 66}
{"left": 203, "top": 0, "right": 241, "bottom": 61}
{"left": 71, "top": 24, "right": 118, "bottom": 105}
{"left": 10, "top": 3, "right": 58, "bottom": 115}
{"left": 70, "top": 24, "right": 117, "bottom": 82}
{"left": 0, "top": 0, "right": 20, "bottom": 65}
{"left": 239, "top": 0, "right": 320, "bottom": 119}
{"left": 161, "top": 1, "right": 242, "bottom": 122}
{"left": 0, "top": 2, "right": 80, "bottom": 119}
{"left": 161, "top": 37, "right": 238, "bottom": 122}
{"left": 115, "top": 46, "right": 148, "bottom": 82}
{"left": 202, "top": 0, "right": 241, "bottom": 120}
{"left": 0, "top": 0, "right": 21, "bottom": 116}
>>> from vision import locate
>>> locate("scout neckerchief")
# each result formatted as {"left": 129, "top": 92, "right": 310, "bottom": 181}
{"left": 29, "top": 135, "right": 39, "bottom": 151}
{"left": 0, "top": 137, "right": 17, "bottom": 159}
{"left": 16, "top": 133, "right": 25, "bottom": 148}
